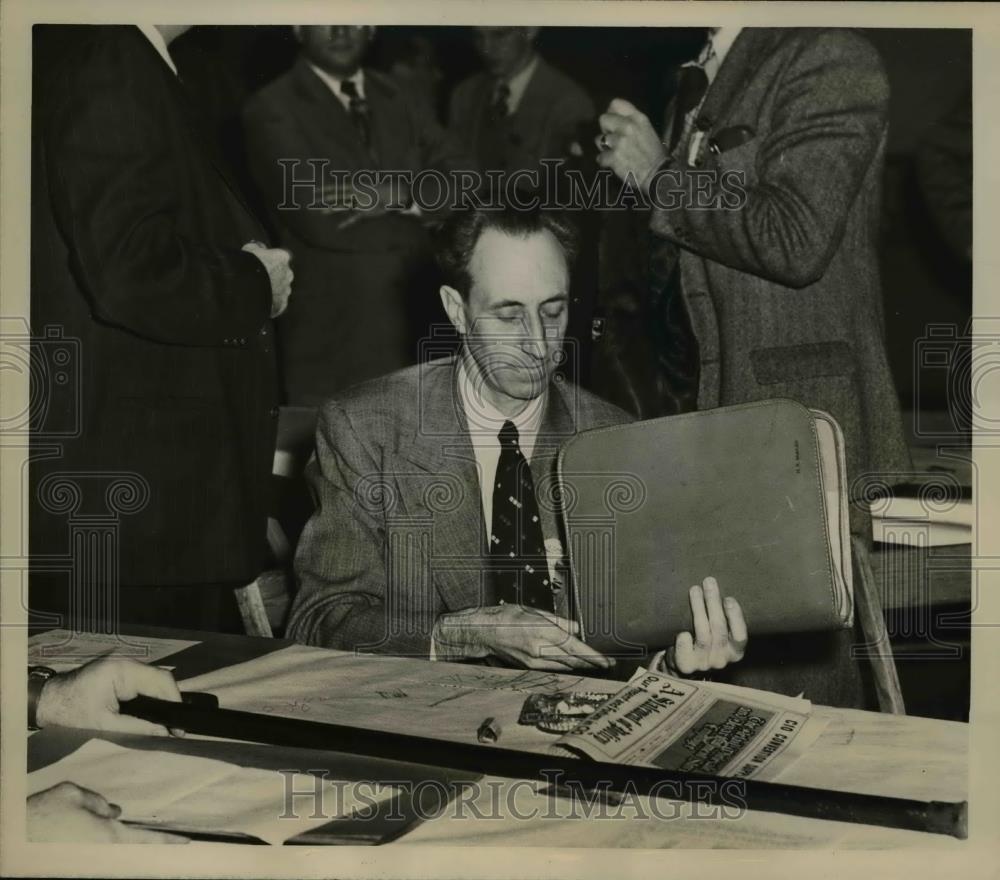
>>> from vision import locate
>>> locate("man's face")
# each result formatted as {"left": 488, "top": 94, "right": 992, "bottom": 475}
{"left": 472, "top": 27, "right": 537, "bottom": 80}
{"left": 299, "top": 25, "right": 373, "bottom": 78}
{"left": 456, "top": 228, "right": 570, "bottom": 407}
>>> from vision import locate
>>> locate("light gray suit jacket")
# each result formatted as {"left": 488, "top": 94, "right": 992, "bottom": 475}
{"left": 287, "top": 356, "right": 630, "bottom": 656}
{"left": 650, "top": 28, "right": 910, "bottom": 509}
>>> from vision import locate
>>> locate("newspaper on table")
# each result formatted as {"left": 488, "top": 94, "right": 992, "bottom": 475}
{"left": 550, "top": 668, "right": 828, "bottom": 781}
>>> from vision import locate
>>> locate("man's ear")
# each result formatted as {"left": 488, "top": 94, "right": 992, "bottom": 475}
{"left": 439, "top": 285, "right": 467, "bottom": 335}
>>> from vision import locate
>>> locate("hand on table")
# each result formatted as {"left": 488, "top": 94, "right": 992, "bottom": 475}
{"left": 36, "top": 657, "right": 184, "bottom": 737}
{"left": 27, "top": 782, "right": 187, "bottom": 844}
{"left": 595, "top": 98, "right": 667, "bottom": 191}
{"left": 651, "top": 577, "right": 748, "bottom": 676}
{"left": 433, "top": 604, "right": 615, "bottom": 672}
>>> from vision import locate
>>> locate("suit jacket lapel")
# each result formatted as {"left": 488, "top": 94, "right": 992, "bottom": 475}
{"left": 529, "top": 384, "right": 578, "bottom": 615}
{"left": 401, "top": 359, "right": 489, "bottom": 612}
{"left": 291, "top": 58, "right": 372, "bottom": 166}
{"left": 694, "top": 29, "right": 785, "bottom": 137}
{"left": 510, "top": 57, "right": 550, "bottom": 130}
{"left": 665, "top": 29, "right": 783, "bottom": 162}
{"left": 141, "top": 32, "right": 263, "bottom": 231}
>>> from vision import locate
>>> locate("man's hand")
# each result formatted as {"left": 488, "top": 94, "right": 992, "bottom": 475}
{"left": 35, "top": 657, "right": 184, "bottom": 737}
{"left": 242, "top": 242, "right": 293, "bottom": 317}
{"left": 652, "top": 577, "right": 748, "bottom": 676}
{"left": 433, "top": 604, "right": 615, "bottom": 672}
{"left": 27, "top": 782, "right": 187, "bottom": 844}
{"left": 595, "top": 98, "right": 667, "bottom": 191}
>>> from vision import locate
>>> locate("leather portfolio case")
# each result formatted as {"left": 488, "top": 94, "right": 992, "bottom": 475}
{"left": 557, "top": 399, "right": 853, "bottom": 657}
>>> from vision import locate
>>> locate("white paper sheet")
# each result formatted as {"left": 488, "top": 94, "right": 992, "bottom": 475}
{"left": 27, "top": 739, "right": 387, "bottom": 844}
{"left": 28, "top": 629, "right": 198, "bottom": 673}
{"left": 180, "top": 644, "right": 623, "bottom": 754}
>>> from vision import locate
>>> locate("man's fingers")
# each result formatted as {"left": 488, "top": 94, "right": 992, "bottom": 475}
{"left": 526, "top": 607, "right": 579, "bottom": 635}
{"left": 598, "top": 112, "right": 631, "bottom": 135}
{"left": 539, "top": 635, "right": 614, "bottom": 669}
{"left": 118, "top": 825, "right": 190, "bottom": 844}
{"left": 688, "top": 584, "right": 711, "bottom": 648}
{"left": 672, "top": 631, "right": 696, "bottom": 675}
{"left": 48, "top": 782, "right": 118, "bottom": 818}
{"left": 724, "top": 596, "right": 749, "bottom": 656}
{"left": 76, "top": 786, "right": 119, "bottom": 819}
{"left": 607, "top": 97, "right": 643, "bottom": 118}
{"left": 701, "top": 577, "right": 729, "bottom": 649}
{"left": 98, "top": 712, "right": 171, "bottom": 737}
{"left": 112, "top": 660, "right": 181, "bottom": 704}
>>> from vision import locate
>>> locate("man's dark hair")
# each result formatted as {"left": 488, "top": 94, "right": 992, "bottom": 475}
{"left": 436, "top": 207, "right": 580, "bottom": 299}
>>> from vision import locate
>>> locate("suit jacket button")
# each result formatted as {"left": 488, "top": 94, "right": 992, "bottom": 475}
{"left": 269, "top": 407, "right": 279, "bottom": 418}
{"left": 239, "top": 337, "right": 247, "bottom": 345}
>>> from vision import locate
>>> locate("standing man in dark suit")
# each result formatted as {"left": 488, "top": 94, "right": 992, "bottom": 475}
{"left": 449, "top": 27, "right": 595, "bottom": 181}
{"left": 244, "top": 25, "right": 470, "bottom": 406}
{"left": 288, "top": 206, "right": 747, "bottom": 676}
{"left": 31, "top": 25, "right": 293, "bottom": 632}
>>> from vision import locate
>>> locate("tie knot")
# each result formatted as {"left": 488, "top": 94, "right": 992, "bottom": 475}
{"left": 340, "top": 79, "right": 360, "bottom": 98}
{"left": 499, "top": 420, "right": 520, "bottom": 450}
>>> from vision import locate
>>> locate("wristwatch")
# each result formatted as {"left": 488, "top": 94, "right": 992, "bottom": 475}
{"left": 27, "top": 665, "right": 57, "bottom": 730}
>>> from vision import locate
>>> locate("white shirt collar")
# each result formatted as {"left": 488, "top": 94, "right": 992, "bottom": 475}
{"left": 457, "top": 353, "right": 546, "bottom": 462}
{"left": 136, "top": 25, "right": 178, "bottom": 76}
{"left": 308, "top": 63, "right": 366, "bottom": 110}
{"left": 495, "top": 53, "right": 539, "bottom": 116}
{"left": 699, "top": 27, "right": 743, "bottom": 83}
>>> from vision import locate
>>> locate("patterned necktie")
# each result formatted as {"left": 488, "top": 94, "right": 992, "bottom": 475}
{"left": 490, "top": 82, "right": 511, "bottom": 122}
{"left": 489, "top": 421, "right": 553, "bottom": 611}
{"left": 339, "top": 79, "right": 371, "bottom": 150}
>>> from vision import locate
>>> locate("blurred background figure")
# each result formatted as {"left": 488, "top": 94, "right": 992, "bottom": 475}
{"left": 244, "top": 25, "right": 470, "bottom": 406}
{"left": 449, "top": 26, "right": 595, "bottom": 181}
{"left": 374, "top": 28, "right": 445, "bottom": 121}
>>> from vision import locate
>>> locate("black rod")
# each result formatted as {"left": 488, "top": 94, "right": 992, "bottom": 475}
{"left": 120, "top": 695, "right": 967, "bottom": 839}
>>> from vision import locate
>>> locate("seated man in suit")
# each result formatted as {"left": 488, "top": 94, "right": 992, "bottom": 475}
{"left": 449, "top": 27, "right": 595, "bottom": 182}
{"left": 288, "top": 206, "right": 747, "bottom": 675}
{"left": 244, "top": 25, "right": 470, "bottom": 405}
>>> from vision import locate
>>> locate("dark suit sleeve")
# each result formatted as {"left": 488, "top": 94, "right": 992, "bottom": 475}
{"left": 43, "top": 35, "right": 271, "bottom": 346}
{"left": 648, "top": 30, "right": 890, "bottom": 289}
{"left": 287, "top": 402, "right": 434, "bottom": 657}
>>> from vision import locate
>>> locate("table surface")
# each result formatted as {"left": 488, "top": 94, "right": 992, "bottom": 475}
{"left": 29, "top": 625, "right": 969, "bottom": 849}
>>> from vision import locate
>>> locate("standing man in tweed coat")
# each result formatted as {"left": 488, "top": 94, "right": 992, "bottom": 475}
{"left": 595, "top": 28, "right": 911, "bottom": 709}
{"left": 595, "top": 27, "right": 910, "bottom": 495}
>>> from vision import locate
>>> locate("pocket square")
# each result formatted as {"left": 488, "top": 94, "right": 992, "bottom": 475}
{"left": 709, "top": 125, "right": 756, "bottom": 155}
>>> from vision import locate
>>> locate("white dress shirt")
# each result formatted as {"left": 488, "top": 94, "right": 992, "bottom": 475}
{"left": 457, "top": 355, "right": 546, "bottom": 533}
{"left": 494, "top": 53, "right": 540, "bottom": 116}
{"left": 307, "top": 63, "right": 366, "bottom": 111}
{"left": 700, "top": 26, "right": 743, "bottom": 85}
{"left": 429, "top": 357, "right": 561, "bottom": 659}
{"left": 135, "top": 25, "right": 178, "bottom": 76}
